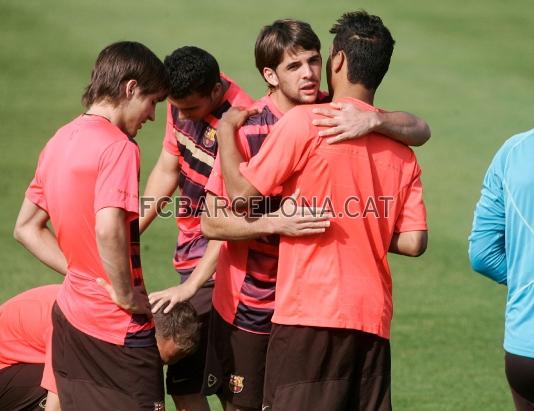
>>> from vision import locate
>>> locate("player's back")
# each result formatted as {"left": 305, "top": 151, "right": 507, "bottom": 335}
{"left": 272, "top": 99, "right": 426, "bottom": 337}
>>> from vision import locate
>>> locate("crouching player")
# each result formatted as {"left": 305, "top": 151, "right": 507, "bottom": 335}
{"left": 0, "top": 284, "right": 201, "bottom": 411}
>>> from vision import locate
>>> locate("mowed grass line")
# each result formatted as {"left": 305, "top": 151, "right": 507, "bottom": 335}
{"left": 2, "top": 1, "right": 534, "bottom": 410}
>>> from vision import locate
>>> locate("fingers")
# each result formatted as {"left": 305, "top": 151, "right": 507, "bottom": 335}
{"left": 150, "top": 295, "right": 168, "bottom": 314}
{"left": 318, "top": 126, "right": 344, "bottom": 137}
{"left": 312, "top": 117, "right": 338, "bottom": 127}
{"left": 326, "top": 132, "right": 352, "bottom": 144}
{"left": 312, "top": 107, "right": 337, "bottom": 118}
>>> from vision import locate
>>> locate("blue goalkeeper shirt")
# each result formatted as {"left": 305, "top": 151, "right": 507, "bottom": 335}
{"left": 469, "top": 128, "right": 534, "bottom": 358}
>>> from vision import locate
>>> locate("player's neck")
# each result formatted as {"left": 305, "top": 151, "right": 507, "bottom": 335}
{"left": 332, "top": 83, "right": 375, "bottom": 105}
{"left": 85, "top": 101, "right": 119, "bottom": 124}
{"left": 269, "top": 90, "right": 297, "bottom": 114}
{"left": 212, "top": 78, "right": 230, "bottom": 109}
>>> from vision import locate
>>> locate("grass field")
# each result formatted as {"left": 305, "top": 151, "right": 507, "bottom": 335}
{"left": 1, "top": 0, "right": 534, "bottom": 410}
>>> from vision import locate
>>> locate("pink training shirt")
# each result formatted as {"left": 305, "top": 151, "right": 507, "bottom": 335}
{"left": 0, "top": 285, "right": 60, "bottom": 393}
{"left": 26, "top": 115, "right": 154, "bottom": 347}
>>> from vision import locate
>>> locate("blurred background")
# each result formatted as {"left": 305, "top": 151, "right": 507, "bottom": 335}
{"left": 1, "top": 0, "right": 533, "bottom": 409}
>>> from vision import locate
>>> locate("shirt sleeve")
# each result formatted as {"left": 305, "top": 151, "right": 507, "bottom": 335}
{"left": 468, "top": 149, "right": 507, "bottom": 284}
{"left": 163, "top": 102, "right": 180, "bottom": 156}
{"left": 395, "top": 161, "right": 428, "bottom": 233}
{"left": 25, "top": 149, "right": 48, "bottom": 211}
{"left": 205, "top": 154, "right": 225, "bottom": 197}
{"left": 94, "top": 140, "right": 140, "bottom": 215}
{"left": 239, "top": 107, "right": 316, "bottom": 196}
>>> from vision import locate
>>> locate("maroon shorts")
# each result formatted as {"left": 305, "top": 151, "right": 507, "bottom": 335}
{"left": 506, "top": 351, "right": 534, "bottom": 411}
{"left": 166, "top": 282, "right": 213, "bottom": 396}
{"left": 202, "top": 309, "right": 269, "bottom": 409}
{"left": 52, "top": 303, "right": 164, "bottom": 411}
{"left": 0, "top": 363, "right": 47, "bottom": 410}
{"left": 263, "top": 324, "right": 391, "bottom": 411}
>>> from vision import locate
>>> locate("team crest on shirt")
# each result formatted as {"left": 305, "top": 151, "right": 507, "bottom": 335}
{"left": 153, "top": 401, "right": 165, "bottom": 410}
{"left": 229, "top": 374, "right": 245, "bottom": 393}
{"left": 203, "top": 126, "right": 217, "bottom": 148}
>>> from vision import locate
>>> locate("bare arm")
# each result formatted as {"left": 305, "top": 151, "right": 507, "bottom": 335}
{"left": 201, "top": 192, "right": 330, "bottom": 241}
{"left": 44, "top": 392, "right": 60, "bottom": 411}
{"left": 95, "top": 207, "right": 150, "bottom": 315}
{"left": 389, "top": 230, "right": 428, "bottom": 257}
{"left": 312, "top": 102, "right": 431, "bottom": 146}
{"left": 139, "top": 148, "right": 181, "bottom": 234}
{"left": 217, "top": 107, "right": 261, "bottom": 201}
{"left": 148, "top": 239, "right": 222, "bottom": 313}
{"left": 13, "top": 198, "right": 67, "bottom": 275}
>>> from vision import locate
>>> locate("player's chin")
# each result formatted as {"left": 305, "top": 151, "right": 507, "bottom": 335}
{"left": 299, "top": 93, "right": 318, "bottom": 104}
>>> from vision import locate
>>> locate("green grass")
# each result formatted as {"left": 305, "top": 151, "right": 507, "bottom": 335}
{"left": 2, "top": 0, "right": 534, "bottom": 409}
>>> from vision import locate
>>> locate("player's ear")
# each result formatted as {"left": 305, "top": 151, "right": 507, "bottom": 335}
{"left": 124, "top": 79, "right": 138, "bottom": 99}
{"left": 331, "top": 51, "right": 345, "bottom": 74}
{"left": 263, "top": 67, "right": 279, "bottom": 88}
{"left": 211, "top": 81, "right": 222, "bottom": 100}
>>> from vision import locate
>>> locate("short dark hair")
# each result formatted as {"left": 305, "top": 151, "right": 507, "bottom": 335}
{"left": 82, "top": 41, "right": 169, "bottom": 108}
{"left": 255, "top": 19, "right": 321, "bottom": 85}
{"left": 153, "top": 301, "right": 201, "bottom": 356}
{"left": 164, "top": 46, "right": 221, "bottom": 99}
{"left": 330, "top": 10, "right": 395, "bottom": 90}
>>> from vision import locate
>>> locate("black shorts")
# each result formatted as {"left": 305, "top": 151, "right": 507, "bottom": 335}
{"left": 263, "top": 324, "right": 391, "bottom": 411}
{"left": 166, "top": 282, "right": 213, "bottom": 396}
{"left": 0, "top": 363, "right": 47, "bottom": 410}
{"left": 52, "top": 303, "right": 164, "bottom": 411}
{"left": 505, "top": 351, "right": 534, "bottom": 411}
{"left": 202, "top": 309, "right": 269, "bottom": 409}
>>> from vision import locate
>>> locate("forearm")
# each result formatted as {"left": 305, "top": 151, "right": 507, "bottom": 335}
{"left": 201, "top": 209, "right": 273, "bottom": 240}
{"left": 389, "top": 231, "right": 427, "bottom": 257}
{"left": 469, "top": 231, "right": 507, "bottom": 284}
{"left": 187, "top": 240, "right": 223, "bottom": 289}
{"left": 96, "top": 225, "right": 134, "bottom": 305}
{"left": 218, "top": 123, "right": 258, "bottom": 200}
{"left": 14, "top": 225, "right": 67, "bottom": 275}
{"left": 374, "top": 111, "right": 430, "bottom": 147}
{"left": 140, "top": 151, "right": 180, "bottom": 234}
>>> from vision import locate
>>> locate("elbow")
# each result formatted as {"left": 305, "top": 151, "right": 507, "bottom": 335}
{"left": 413, "top": 123, "right": 431, "bottom": 147}
{"left": 406, "top": 241, "right": 427, "bottom": 257}
{"left": 200, "top": 215, "right": 219, "bottom": 240}
{"left": 13, "top": 223, "right": 24, "bottom": 244}
{"left": 405, "top": 232, "right": 428, "bottom": 257}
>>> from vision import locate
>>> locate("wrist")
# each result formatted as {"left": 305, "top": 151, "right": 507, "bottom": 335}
{"left": 261, "top": 214, "right": 278, "bottom": 235}
{"left": 370, "top": 112, "right": 384, "bottom": 132}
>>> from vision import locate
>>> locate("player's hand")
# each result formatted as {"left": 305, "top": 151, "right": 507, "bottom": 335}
{"left": 312, "top": 102, "right": 381, "bottom": 144}
{"left": 96, "top": 278, "right": 152, "bottom": 317}
{"left": 269, "top": 189, "right": 332, "bottom": 237}
{"left": 148, "top": 281, "right": 198, "bottom": 314}
{"left": 220, "top": 106, "right": 259, "bottom": 130}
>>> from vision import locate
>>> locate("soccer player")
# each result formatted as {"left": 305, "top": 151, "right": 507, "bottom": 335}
{"left": 13, "top": 41, "right": 170, "bottom": 410}
{"left": 214, "top": 12, "right": 428, "bottom": 410}
{"left": 0, "top": 284, "right": 201, "bottom": 411}
{"left": 469, "top": 128, "right": 534, "bottom": 411}
{"left": 181, "top": 18, "right": 431, "bottom": 411}
{"left": 140, "top": 46, "right": 254, "bottom": 411}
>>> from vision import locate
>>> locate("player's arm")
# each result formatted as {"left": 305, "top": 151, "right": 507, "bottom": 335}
{"left": 201, "top": 191, "right": 330, "bottom": 240}
{"left": 139, "top": 148, "right": 181, "bottom": 234}
{"left": 389, "top": 231, "right": 427, "bottom": 257}
{"left": 13, "top": 198, "right": 67, "bottom": 275}
{"left": 312, "top": 102, "right": 430, "bottom": 146}
{"left": 44, "top": 392, "right": 60, "bottom": 411}
{"left": 217, "top": 107, "right": 261, "bottom": 201}
{"left": 95, "top": 207, "right": 151, "bottom": 315}
{"left": 148, "top": 239, "right": 222, "bottom": 314}
{"left": 468, "top": 153, "right": 507, "bottom": 284}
